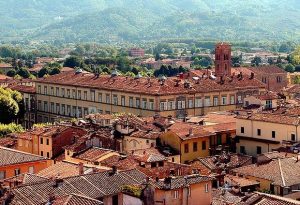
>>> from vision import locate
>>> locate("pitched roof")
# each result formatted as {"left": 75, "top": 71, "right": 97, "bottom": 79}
{"left": 247, "top": 65, "right": 287, "bottom": 74}
{"left": 52, "top": 194, "right": 103, "bottom": 205}
{"left": 237, "top": 113, "right": 300, "bottom": 125}
{"left": 74, "top": 147, "right": 117, "bottom": 162}
{"left": 233, "top": 157, "right": 300, "bottom": 187}
{"left": 35, "top": 70, "right": 265, "bottom": 96}
{"left": 167, "top": 122, "right": 215, "bottom": 140}
{"left": 0, "top": 146, "right": 47, "bottom": 166}
{"left": 37, "top": 161, "right": 104, "bottom": 178}
{"left": 8, "top": 84, "right": 36, "bottom": 94}
{"left": 152, "top": 174, "right": 213, "bottom": 190}
{"left": 195, "top": 153, "right": 252, "bottom": 172}
{"left": 12, "top": 169, "right": 146, "bottom": 204}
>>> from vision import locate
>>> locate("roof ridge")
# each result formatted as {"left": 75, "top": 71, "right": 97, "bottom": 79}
{"left": 278, "top": 158, "right": 286, "bottom": 187}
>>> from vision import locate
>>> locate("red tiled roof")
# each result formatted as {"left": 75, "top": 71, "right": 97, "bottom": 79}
{"left": 0, "top": 63, "right": 13, "bottom": 68}
{"left": 35, "top": 70, "right": 265, "bottom": 96}
{"left": 74, "top": 147, "right": 115, "bottom": 162}
{"left": 167, "top": 122, "right": 215, "bottom": 140}
{"left": 52, "top": 194, "right": 103, "bottom": 205}
{"left": 8, "top": 84, "right": 36, "bottom": 94}
{"left": 237, "top": 112, "right": 300, "bottom": 125}
{"left": 247, "top": 65, "right": 287, "bottom": 74}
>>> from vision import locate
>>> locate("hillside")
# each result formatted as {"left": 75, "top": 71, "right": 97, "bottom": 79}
{"left": 1, "top": 0, "right": 300, "bottom": 43}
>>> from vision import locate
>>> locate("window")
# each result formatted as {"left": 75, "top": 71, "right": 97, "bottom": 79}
{"left": 97, "top": 93, "right": 101, "bottom": 102}
{"left": 121, "top": 96, "right": 126, "bottom": 106}
{"left": 38, "top": 85, "right": 41, "bottom": 94}
{"left": 56, "top": 103, "right": 60, "bottom": 114}
{"left": 174, "top": 190, "right": 179, "bottom": 199}
{"left": 160, "top": 102, "right": 167, "bottom": 111}
{"left": 129, "top": 97, "right": 133, "bottom": 107}
{"left": 47, "top": 152, "right": 50, "bottom": 158}
{"left": 230, "top": 95, "right": 235, "bottom": 105}
{"left": 50, "top": 87, "right": 54, "bottom": 95}
{"left": 188, "top": 99, "right": 193, "bottom": 108}
{"left": 28, "top": 166, "right": 34, "bottom": 174}
{"left": 272, "top": 131, "right": 276, "bottom": 138}
{"left": 257, "top": 146, "right": 262, "bottom": 154}
{"left": 241, "top": 127, "right": 245, "bottom": 134}
{"left": 195, "top": 98, "right": 202, "bottom": 107}
{"left": 142, "top": 99, "right": 147, "bottom": 109}
{"left": 61, "top": 104, "right": 65, "bottom": 115}
{"left": 72, "top": 89, "right": 76, "bottom": 99}
{"left": 106, "top": 94, "right": 110, "bottom": 104}
{"left": 67, "top": 89, "right": 70, "bottom": 98}
{"left": 149, "top": 100, "right": 154, "bottom": 110}
{"left": 77, "top": 90, "right": 81, "bottom": 99}
{"left": 178, "top": 100, "right": 185, "bottom": 109}
{"left": 237, "top": 95, "right": 242, "bottom": 104}
{"left": 0, "top": 171, "right": 6, "bottom": 179}
{"left": 84, "top": 91, "right": 88, "bottom": 100}
{"left": 91, "top": 90, "right": 95, "bottom": 101}
{"left": 56, "top": 87, "right": 59, "bottom": 96}
{"left": 262, "top": 77, "right": 267, "bottom": 83}
{"left": 240, "top": 146, "right": 246, "bottom": 154}
{"left": 44, "top": 101, "right": 48, "bottom": 112}
{"left": 217, "top": 135, "right": 222, "bottom": 145}
{"left": 277, "top": 76, "right": 282, "bottom": 83}
{"left": 14, "top": 169, "right": 20, "bottom": 176}
{"left": 257, "top": 129, "right": 261, "bottom": 136}
{"left": 46, "top": 139, "right": 49, "bottom": 145}
{"left": 40, "top": 138, "right": 43, "bottom": 144}
{"left": 204, "top": 97, "right": 210, "bottom": 107}
{"left": 44, "top": 86, "right": 47, "bottom": 95}
{"left": 221, "top": 96, "right": 227, "bottom": 105}
{"left": 72, "top": 106, "right": 77, "bottom": 117}
{"left": 193, "top": 142, "right": 198, "bottom": 152}
{"left": 67, "top": 105, "right": 71, "bottom": 116}
{"left": 113, "top": 95, "right": 118, "bottom": 105}
{"left": 213, "top": 96, "right": 218, "bottom": 106}
{"left": 38, "top": 100, "right": 42, "bottom": 111}
{"left": 50, "top": 102, "right": 54, "bottom": 113}
{"left": 266, "top": 100, "right": 272, "bottom": 109}
{"left": 291, "top": 134, "right": 296, "bottom": 141}
{"left": 168, "top": 101, "right": 175, "bottom": 110}
{"left": 62, "top": 88, "right": 65, "bottom": 97}
{"left": 136, "top": 98, "right": 140, "bottom": 108}
{"left": 184, "top": 143, "right": 189, "bottom": 153}
{"left": 202, "top": 141, "right": 206, "bottom": 150}
{"left": 205, "top": 183, "right": 209, "bottom": 193}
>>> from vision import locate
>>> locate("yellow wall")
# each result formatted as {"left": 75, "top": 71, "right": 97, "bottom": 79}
{"left": 160, "top": 131, "right": 210, "bottom": 163}
{"left": 123, "top": 136, "right": 156, "bottom": 153}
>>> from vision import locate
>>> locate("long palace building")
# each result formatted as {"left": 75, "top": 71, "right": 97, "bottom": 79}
{"left": 35, "top": 43, "right": 266, "bottom": 123}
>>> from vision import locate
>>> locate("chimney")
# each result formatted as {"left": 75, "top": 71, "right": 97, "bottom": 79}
{"left": 110, "top": 166, "right": 117, "bottom": 175}
{"left": 78, "top": 162, "right": 84, "bottom": 175}
{"left": 239, "top": 72, "right": 243, "bottom": 79}
{"left": 250, "top": 72, "right": 254, "bottom": 79}
{"left": 189, "top": 128, "right": 193, "bottom": 136}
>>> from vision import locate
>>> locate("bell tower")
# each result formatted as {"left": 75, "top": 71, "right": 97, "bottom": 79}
{"left": 215, "top": 42, "right": 231, "bottom": 77}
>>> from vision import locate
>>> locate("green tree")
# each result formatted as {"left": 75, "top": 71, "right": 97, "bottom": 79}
{"left": 63, "top": 56, "right": 82, "bottom": 68}
{"left": 0, "top": 123, "right": 24, "bottom": 137}
{"left": 6, "top": 69, "right": 16, "bottom": 77}
{"left": 17, "top": 68, "right": 30, "bottom": 78}
{"left": 291, "top": 46, "right": 300, "bottom": 65}
{"left": 50, "top": 67, "right": 61, "bottom": 75}
{"left": 285, "top": 64, "right": 295, "bottom": 73}
{"left": 38, "top": 67, "right": 50, "bottom": 78}
{"left": 0, "top": 87, "right": 24, "bottom": 124}
{"left": 251, "top": 56, "right": 262, "bottom": 66}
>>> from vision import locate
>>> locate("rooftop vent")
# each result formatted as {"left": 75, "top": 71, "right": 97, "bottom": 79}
{"left": 111, "top": 70, "right": 119, "bottom": 77}
{"left": 75, "top": 68, "right": 83, "bottom": 74}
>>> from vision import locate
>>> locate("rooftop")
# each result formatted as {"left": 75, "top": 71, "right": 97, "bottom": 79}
{"left": 233, "top": 157, "right": 300, "bottom": 187}
{"left": 52, "top": 194, "right": 103, "bottom": 205}
{"left": 11, "top": 169, "right": 146, "bottom": 204}
{"left": 0, "top": 146, "right": 48, "bottom": 166}
{"left": 35, "top": 70, "right": 265, "bottom": 96}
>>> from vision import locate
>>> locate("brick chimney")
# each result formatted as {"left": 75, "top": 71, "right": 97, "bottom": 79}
{"left": 78, "top": 162, "right": 84, "bottom": 175}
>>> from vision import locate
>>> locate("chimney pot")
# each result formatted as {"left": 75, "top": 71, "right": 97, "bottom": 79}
{"left": 78, "top": 162, "right": 84, "bottom": 175}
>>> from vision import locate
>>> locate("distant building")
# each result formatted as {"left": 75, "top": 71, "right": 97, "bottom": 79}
{"left": 129, "top": 48, "right": 145, "bottom": 57}
{"left": 0, "top": 63, "right": 13, "bottom": 74}
{"left": 215, "top": 42, "right": 231, "bottom": 77}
